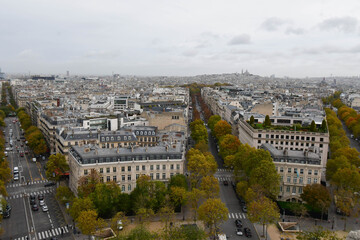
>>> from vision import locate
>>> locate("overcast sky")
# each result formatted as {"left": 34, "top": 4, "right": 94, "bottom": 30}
{"left": 1, "top": 0, "right": 360, "bottom": 77}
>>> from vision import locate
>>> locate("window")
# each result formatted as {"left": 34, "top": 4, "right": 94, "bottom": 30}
{"left": 280, "top": 167, "right": 284, "bottom": 173}
{"left": 287, "top": 176, "right": 291, "bottom": 183}
{"left": 294, "top": 168, "right": 297, "bottom": 174}
{"left": 170, "top": 173, "right": 174, "bottom": 178}
{"left": 113, "top": 167, "right": 116, "bottom": 173}
{"left": 106, "top": 176, "right": 110, "bottom": 182}
{"left": 150, "top": 165, "right": 154, "bottom": 170}
{"left": 84, "top": 169, "right": 88, "bottom": 175}
{"left": 128, "top": 175, "right": 131, "bottom": 180}
{"left": 308, "top": 170, "right": 312, "bottom": 175}
{"left": 128, "top": 184, "right": 131, "bottom": 191}
{"left": 113, "top": 176, "right": 117, "bottom": 182}
{"left": 128, "top": 166, "right": 131, "bottom": 171}
{"left": 300, "top": 169, "right": 304, "bottom": 174}
{"left": 314, "top": 170, "right": 318, "bottom": 175}
{"left": 100, "top": 168, "right": 103, "bottom": 173}
{"left": 298, "top": 187, "right": 303, "bottom": 194}
{"left": 142, "top": 165, "right": 145, "bottom": 170}
{"left": 136, "top": 174, "right": 140, "bottom": 179}
{"left": 122, "top": 175, "right": 125, "bottom": 181}
{"left": 170, "top": 164, "right": 174, "bottom": 170}
{"left": 280, "top": 175, "right": 284, "bottom": 182}
{"left": 100, "top": 176, "right": 104, "bottom": 183}
{"left": 307, "top": 177, "right": 311, "bottom": 184}
{"left": 288, "top": 168, "right": 292, "bottom": 173}
{"left": 122, "top": 185, "right": 125, "bottom": 191}
{"left": 320, "top": 138, "right": 323, "bottom": 142}
{"left": 293, "top": 177, "right": 297, "bottom": 183}
{"left": 136, "top": 166, "right": 139, "bottom": 171}
{"left": 106, "top": 168, "right": 110, "bottom": 173}
{"left": 156, "top": 173, "right": 160, "bottom": 179}
{"left": 176, "top": 164, "right": 180, "bottom": 170}
{"left": 122, "top": 166, "right": 125, "bottom": 172}
{"left": 299, "top": 177, "right": 303, "bottom": 184}
{"left": 314, "top": 178, "right": 318, "bottom": 183}
{"left": 163, "top": 165, "right": 166, "bottom": 170}
{"left": 286, "top": 186, "right": 290, "bottom": 192}
{"left": 156, "top": 165, "right": 160, "bottom": 170}
{"left": 162, "top": 173, "right": 166, "bottom": 179}
{"left": 150, "top": 173, "right": 154, "bottom": 180}
{"left": 292, "top": 187, "right": 296, "bottom": 193}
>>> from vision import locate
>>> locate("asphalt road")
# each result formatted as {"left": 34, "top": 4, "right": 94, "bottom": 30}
{"left": 1, "top": 117, "right": 68, "bottom": 240}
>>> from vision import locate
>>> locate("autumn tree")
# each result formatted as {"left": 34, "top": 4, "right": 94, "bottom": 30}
{"left": 218, "top": 134, "right": 241, "bottom": 159}
{"left": 187, "top": 149, "right": 217, "bottom": 187}
{"left": 301, "top": 184, "right": 331, "bottom": 221}
{"left": 136, "top": 207, "right": 154, "bottom": 224}
{"left": 296, "top": 226, "right": 345, "bottom": 240}
{"left": 331, "top": 167, "right": 360, "bottom": 192}
{"left": 45, "top": 153, "right": 69, "bottom": 183}
{"left": 76, "top": 210, "right": 100, "bottom": 236}
{"left": 158, "top": 206, "right": 175, "bottom": 231}
{"left": 213, "top": 120, "right": 232, "bottom": 140}
{"left": 170, "top": 186, "right": 188, "bottom": 220}
{"left": 111, "top": 211, "right": 129, "bottom": 233}
{"left": 335, "top": 189, "right": 355, "bottom": 231}
{"left": 78, "top": 169, "right": 101, "bottom": 197}
{"left": 200, "top": 175, "right": 220, "bottom": 199}
{"left": 168, "top": 174, "right": 188, "bottom": 190}
{"left": 326, "top": 156, "right": 351, "bottom": 181}
{"left": 264, "top": 115, "right": 271, "bottom": 127}
{"left": 195, "top": 140, "right": 209, "bottom": 153}
{"left": 248, "top": 196, "right": 279, "bottom": 239}
{"left": 198, "top": 198, "right": 229, "bottom": 239}
{"left": 187, "top": 188, "right": 205, "bottom": 221}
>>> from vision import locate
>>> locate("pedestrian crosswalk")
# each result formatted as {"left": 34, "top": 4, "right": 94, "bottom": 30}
{"left": 14, "top": 226, "right": 69, "bottom": 240}
{"left": 215, "top": 176, "right": 232, "bottom": 182}
{"left": 217, "top": 168, "right": 233, "bottom": 172}
{"left": 228, "top": 212, "right": 247, "bottom": 219}
{"left": 7, "top": 179, "right": 48, "bottom": 188}
{"left": 5, "top": 189, "right": 54, "bottom": 200}
{"left": 37, "top": 226, "right": 69, "bottom": 240}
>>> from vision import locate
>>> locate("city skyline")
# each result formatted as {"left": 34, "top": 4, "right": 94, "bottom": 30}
{"left": 1, "top": 0, "right": 360, "bottom": 78}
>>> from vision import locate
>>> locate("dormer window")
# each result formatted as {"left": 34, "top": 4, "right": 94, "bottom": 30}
{"left": 111, "top": 137, "right": 114, "bottom": 141}
{"left": 144, "top": 131, "right": 147, "bottom": 135}
{"left": 152, "top": 131, "right": 155, "bottom": 135}
{"left": 102, "top": 137, "right": 105, "bottom": 141}
{"left": 117, "top": 136, "right": 121, "bottom": 141}
{"left": 124, "top": 136, "right": 127, "bottom": 140}
{"left": 106, "top": 137, "right": 109, "bottom": 141}
{"left": 140, "top": 131, "right": 143, "bottom": 135}
{"left": 136, "top": 131, "right": 139, "bottom": 135}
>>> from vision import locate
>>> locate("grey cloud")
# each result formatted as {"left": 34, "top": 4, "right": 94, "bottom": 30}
{"left": 285, "top": 27, "right": 305, "bottom": 35}
{"left": 318, "top": 17, "right": 358, "bottom": 33}
{"left": 182, "top": 50, "right": 198, "bottom": 57}
{"left": 261, "top": 17, "right": 288, "bottom": 31}
{"left": 84, "top": 50, "right": 121, "bottom": 59}
{"left": 228, "top": 34, "right": 251, "bottom": 45}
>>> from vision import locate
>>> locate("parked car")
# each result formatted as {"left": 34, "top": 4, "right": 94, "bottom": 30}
{"left": 244, "top": 228, "right": 252, "bottom": 238}
{"left": 117, "top": 220, "right": 123, "bottom": 230}
{"left": 223, "top": 180, "right": 228, "bottom": 186}
{"left": 236, "top": 228, "right": 243, "bottom": 236}
{"left": 30, "top": 198, "right": 36, "bottom": 205}
{"left": 235, "top": 219, "right": 243, "bottom": 228}
{"left": 44, "top": 182, "right": 56, "bottom": 187}
{"left": 242, "top": 206, "right": 248, "bottom": 213}
{"left": 42, "top": 205, "right": 48, "bottom": 212}
{"left": 39, "top": 200, "right": 45, "bottom": 206}
{"left": 3, "top": 210, "right": 10, "bottom": 218}
{"left": 13, "top": 173, "right": 19, "bottom": 181}
{"left": 32, "top": 204, "right": 39, "bottom": 211}
{"left": 20, "top": 152, "right": 24, "bottom": 157}
{"left": 38, "top": 194, "right": 44, "bottom": 200}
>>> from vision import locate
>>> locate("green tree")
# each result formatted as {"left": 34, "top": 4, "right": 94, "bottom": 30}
{"left": 198, "top": 198, "right": 229, "bottom": 239}
{"left": 213, "top": 120, "right": 232, "bottom": 140}
{"left": 117, "top": 225, "right": 158, "bottom": 240}
{"left": 331, "top": 167, "right": 360, "bottom": 192}
{"left": 248, "top": 196, "right": 279, "bottom": 239}
{"left": 264, "top": 115, "right": 271, "bottom": 127}
{"left": 199, "top": 175, "right": 219, "bottom": 199}
{"left": 90, "top": 182, "right": 122, "bottom": 218}
{"left": 301, "top": 184, "right": 331, "bottom": 221}
{"left": 55, "top": 186, "right": 74, "bottom": 204}
{"left": 190, "top": 123, "right": 208, "bottom": 144}
{"left": 310, "top": 120, "right": 316, "bottom": 132}
{"left": 158, "top": 205, "right": 175, "bottom": 232}
{"left": 69, "top": 197, "right": 95, "bottom": 220}
{"left": 326, "top": 156, "right": 351, "bottom": 181}
{"left": 320, "top": 119, "right": 327, "bottom": 132}
{"left": 136, "top": 207, "right": 154, "bottom": 224}
{"left": 208, "top": 115, "right": 221, "bottom": 132}
{"left": 110, "top": 211, "right": 129, "bottom": 233}
{"left": 76, "top": 209, "right": 99, "bottom": 236}
{"left": 168, "top": 174, "right": 188, "bottom": 190}
{"left": 45, "top": 153, "right": 69, "bottom": 183}
{"left": 249, "top": 160, "right": 280, "bottom": 199}
{"left": 236, "top": 181, "right": 248, "bottom": 199}
{"left": 249, "top": 115, "right": 255, "bottom": 125}
{"left": 195, "top": 140, "right": 209, "bottom": 153}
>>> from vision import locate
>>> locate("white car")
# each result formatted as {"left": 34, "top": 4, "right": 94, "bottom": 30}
{"left": 236, "top": 228, "right": 243, "bottom": 236}
{"left": 117, "top": 220, "right": 123, "bottom": 230}
{"left": 39, "top": 200, "right": 45, "bottom": 206}
{"left": 13, "top": 173, "right": 19, "bottom": 181}
{"left": 42, "top": 205, "right": 48, "bottom": 212}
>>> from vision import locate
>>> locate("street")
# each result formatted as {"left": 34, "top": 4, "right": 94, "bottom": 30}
{"left": 1, "top": 117, "right": 69, "bottom": 240}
